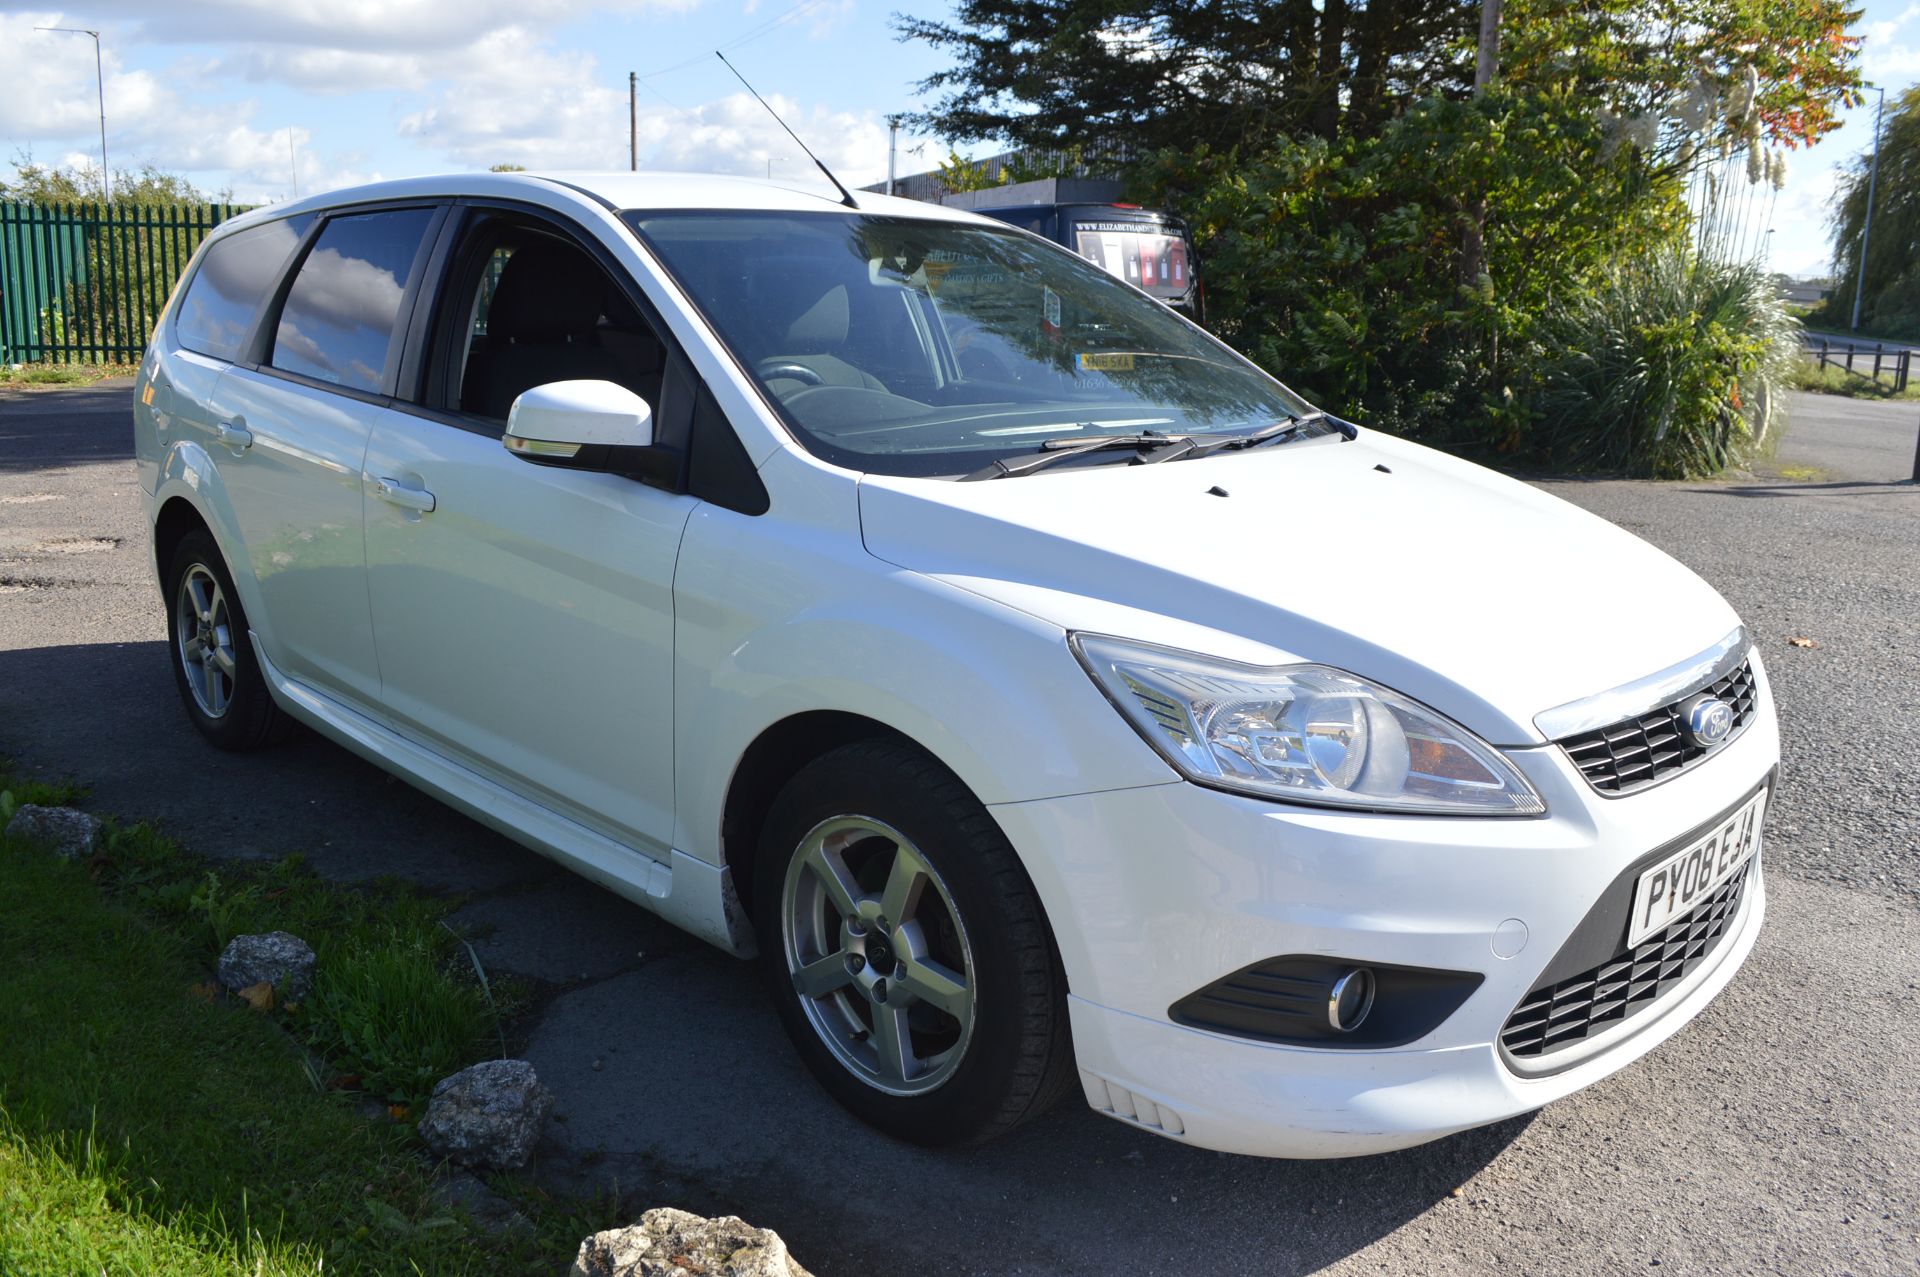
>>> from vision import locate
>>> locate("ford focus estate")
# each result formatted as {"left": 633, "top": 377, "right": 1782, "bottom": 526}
{"left": 134, "top": 172, "right": 1777, "bottom": 1157}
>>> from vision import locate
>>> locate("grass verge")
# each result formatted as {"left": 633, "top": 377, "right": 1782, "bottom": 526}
{"left": 1788, "top": 359, "right": 1920, "bottom": 401}
{"left": 0, "top": 362, "right": 141, "bottom": 388}
{"left": 0, "top": 767, "right": 617, "bottom": 1275}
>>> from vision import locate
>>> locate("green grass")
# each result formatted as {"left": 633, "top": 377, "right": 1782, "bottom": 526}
{"left": 1788, "top": 359, "right": 1920, "bottom": 400}
{"left": 0, "top": 765, "right": 617, "bottom": 1275}
{"left": 0, "top": 361, "right": 139, "bottom": 388}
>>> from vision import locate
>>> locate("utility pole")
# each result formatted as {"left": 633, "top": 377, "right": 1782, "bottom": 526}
{"left": 37, "top": 26, "right": 109, "bottom": 203}
{"left": 1850, "top": 84, "right": 1886, "bottom": 333}
{"left": 886, "top": 114, "right": 905, "bottom": 197}
{"left": 630, "top": 72, "right": 639, "bottom": 171}
{"left": 289, "top": 127, "right": 300, "bottom": 199}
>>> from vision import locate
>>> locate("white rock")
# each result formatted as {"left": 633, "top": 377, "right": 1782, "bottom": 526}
{"left": 418, "top": 1059, "right": 553, "bottom": 1170}
{"left": 4, "top": 804, "right": 102, "bottom": 859}
{"left": 572, "top": 1208, "right": 813, "bottom": 1277}
{"left": 217, "top": 931, "right": 317, "bottom": 1001}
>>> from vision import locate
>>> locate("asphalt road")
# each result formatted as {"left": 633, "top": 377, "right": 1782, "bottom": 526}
{"left": 2, "top": 381, "right": 1916, "bottom": 1275}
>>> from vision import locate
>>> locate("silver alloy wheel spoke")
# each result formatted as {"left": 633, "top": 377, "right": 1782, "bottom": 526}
{"left": 879, "top": 842, "right": 929, "bottom": 928}
{"left": 803, "top": 841, "right": 862, "bottom": 918}
{"left": 781, "top": 814, "right": 977, "bottom": 1096}
{"left": 869, "top": 1005, "right": 914, "bottom": 1085}
{"left": 792, "top": 952, "right": 854, "bottom": 999}
{"left": 898, "top": 955, "right": 969, "bottom": 1020}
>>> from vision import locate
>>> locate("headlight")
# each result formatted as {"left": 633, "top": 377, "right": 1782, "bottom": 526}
{"left": 1072, "top": 634, "right": 1545, "bottom": 816}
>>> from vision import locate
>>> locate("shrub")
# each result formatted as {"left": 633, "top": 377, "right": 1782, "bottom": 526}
{"left": 1531, "top": 246, "right": 1800, "bottom": 477}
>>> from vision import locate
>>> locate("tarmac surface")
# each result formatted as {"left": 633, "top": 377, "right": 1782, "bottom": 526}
{"left": 2, "top": 379, "right": 1916, "bottom": 1275}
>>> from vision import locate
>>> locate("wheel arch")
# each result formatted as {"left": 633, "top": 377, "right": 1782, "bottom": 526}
{"left": 720, "top": 710, "right": 925, "bottom": 926}
{"left": 152, "top": 494, "right": 214, "bottom": 581}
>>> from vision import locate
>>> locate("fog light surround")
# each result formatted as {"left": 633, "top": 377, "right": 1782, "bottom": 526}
{"left": 1328, "top": 967, "right": 1376, "bottom": 1032}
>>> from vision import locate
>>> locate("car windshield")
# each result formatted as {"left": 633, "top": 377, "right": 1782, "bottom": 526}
{"left": 624, "top": 211, "right": 1317, "bottom": 478}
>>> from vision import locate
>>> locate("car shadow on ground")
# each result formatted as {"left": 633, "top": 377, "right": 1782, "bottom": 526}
{"left": 0, "top": 385, "right": 138, "bottom": 473}
{"left": 0, "top": 639, "right": 1530, "bottom": 1275}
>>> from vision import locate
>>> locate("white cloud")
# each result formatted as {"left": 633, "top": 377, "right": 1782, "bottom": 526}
{"left": 397, "top": 29, "right": 890, "bottom": 188}
{"left": 56, "top": 1, "right": 704, "bottom": 53}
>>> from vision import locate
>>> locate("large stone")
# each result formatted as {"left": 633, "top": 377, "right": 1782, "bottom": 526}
{"left": 217, "top": 931, "right": 317, "bottom": 1002}
{"left": 572, "top": 1209, "right": 813, "bottom": 1277}
{"left": 417, "top": 1059, "right": 553, "bottom": 1170}
{"left": 4, "top": 804, "right": 102, "bottom": 859}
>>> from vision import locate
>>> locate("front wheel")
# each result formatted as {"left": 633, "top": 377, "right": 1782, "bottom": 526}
{"left": 754, "top": 740, "right": 1074, "bottom": 1145}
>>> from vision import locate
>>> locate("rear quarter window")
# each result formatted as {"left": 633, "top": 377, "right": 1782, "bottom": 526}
{"left": 173, "top": 215, "right": 314, "bottom": 362}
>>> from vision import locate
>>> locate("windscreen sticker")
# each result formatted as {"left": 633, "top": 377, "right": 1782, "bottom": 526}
{"left": 1042, "top": 286, "right": 1061, "bottom": 335}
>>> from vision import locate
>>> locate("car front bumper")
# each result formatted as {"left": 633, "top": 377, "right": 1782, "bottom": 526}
{"left": 988, "top": 687, "right": 1780, "bottom": 1158}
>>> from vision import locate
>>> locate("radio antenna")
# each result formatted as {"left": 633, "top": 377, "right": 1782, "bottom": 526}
{"left": 715, "top": 51, "right": 858, "bottom": 209}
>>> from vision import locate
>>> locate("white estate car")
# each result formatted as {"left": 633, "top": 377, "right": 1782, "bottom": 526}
{"left": 133, "top": 173, "right": 1778, "bottom": 1158}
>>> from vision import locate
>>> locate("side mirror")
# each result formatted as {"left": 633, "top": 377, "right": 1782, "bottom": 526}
{"left": 502, "top": 380, "right": 658, "bottom": 476}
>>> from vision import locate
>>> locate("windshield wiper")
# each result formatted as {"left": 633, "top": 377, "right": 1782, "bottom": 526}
{"left": 958, "top": 411, "right": 1355, "bottom": 480}
{"left": 961, "top": 432, "right": 1191, "bottom": 481}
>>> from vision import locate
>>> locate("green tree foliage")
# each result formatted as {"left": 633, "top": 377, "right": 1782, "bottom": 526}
{"left": 899, "top": 0, "right": 1479, "bottom": 153}
{"left": 934, "top": 149, "right": 997, "bottom": 192}
{"left": 1, "top": 153, "right": 229, "bottom": 205}
{"left": 1146, "top": 90, "right": 1690, "bottom": 451}
{"left": 1502, "top": 0, "right": 1865, "bottom": 157}
{"left": 899, "top": 0, "right": 1863, "bottom": 158}
{"left": 1819, "top": 85, "right": 1920, "bottom": 339}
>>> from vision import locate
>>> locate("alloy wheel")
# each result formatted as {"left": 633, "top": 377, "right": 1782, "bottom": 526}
{"left": 780, "top": 815, "right": 977, "bottom": 1095}
{"left": 175, "top": 563, "right": 237, "bottom": 719}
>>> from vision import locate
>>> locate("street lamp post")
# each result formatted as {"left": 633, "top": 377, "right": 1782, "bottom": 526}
{"left": 36, "top": 26, "right": 109, "bottom": 204}
{"left": 1850, "top": 84, "right": 1886, "bottom": 333}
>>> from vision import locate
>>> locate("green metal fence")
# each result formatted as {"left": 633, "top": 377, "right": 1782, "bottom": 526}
{"left": 0, "top": 202, "right": 248, "bottom": 365}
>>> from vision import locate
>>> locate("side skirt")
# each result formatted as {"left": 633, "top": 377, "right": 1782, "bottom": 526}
{"left": 252, "top": 632, "right": 756, "bottom": 957}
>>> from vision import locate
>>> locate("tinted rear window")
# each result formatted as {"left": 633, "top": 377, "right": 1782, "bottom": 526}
{"left": 271, "top": 208, "right": 436, "bottom": 393}
{"left": 174, "top": 215, "right": 313, "bottom": 362}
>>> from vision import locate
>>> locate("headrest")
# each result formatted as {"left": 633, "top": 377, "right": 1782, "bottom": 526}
{"left": 489, "top": 240, "right": 607, "bottom": 342}
{"left": 785, "top": 285, "right": 850, "bottom": 352}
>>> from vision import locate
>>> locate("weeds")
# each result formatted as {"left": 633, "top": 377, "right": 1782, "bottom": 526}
{"left": 1786, "top": 360, "right": 1920, "bottom": 401}
{"left": 0, "top": 762, "right": 589, "bottom": 1275}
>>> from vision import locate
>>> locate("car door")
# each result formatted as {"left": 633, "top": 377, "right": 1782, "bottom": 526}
{"left": 360, "top": 207, "right": 696, "bottom": 857}
{"left": 208, "top": 204, "right": 444, "bottom": 711}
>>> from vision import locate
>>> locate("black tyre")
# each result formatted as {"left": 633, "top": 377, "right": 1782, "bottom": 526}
{"left": 754, "top": 738, "right": 1075, "bottom": 1146}
{"left": 164, "top": 528, "right": 292, "bottom": 750}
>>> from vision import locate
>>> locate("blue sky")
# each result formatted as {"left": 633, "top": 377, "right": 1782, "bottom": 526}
{"left": 0, "top": 0, "right": 1915, "bottom": 278}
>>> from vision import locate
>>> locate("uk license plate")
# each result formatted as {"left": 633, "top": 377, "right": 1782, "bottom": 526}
{"left": 1627, "top": 789, "right": 1767, "bottom": 947}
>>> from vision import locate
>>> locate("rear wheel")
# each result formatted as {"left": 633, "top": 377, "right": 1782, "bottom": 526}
{"left": 164, "top": 529, "right": 291, "bottom": 750}
{"left": 754, "top": 739, "right": 1074, "bottom": 1145}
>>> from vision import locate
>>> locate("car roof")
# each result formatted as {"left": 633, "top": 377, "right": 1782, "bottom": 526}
{"left": 213, "top": 171, "right": 985, "bottom": 238}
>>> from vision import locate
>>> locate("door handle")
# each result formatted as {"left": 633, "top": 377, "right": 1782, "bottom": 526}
{"left": 374, "top": 477, "right": 437, "bottom": 514}
{"left": 216, "top": 421, "right": 253, "bottom": 454}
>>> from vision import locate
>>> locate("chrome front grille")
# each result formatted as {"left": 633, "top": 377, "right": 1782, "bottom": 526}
{"left": 1500, "top": 861, "right": 1752, "bottom": 1060}
{"left": 1556, "top": 658, "right": 1757, "bottom": 794}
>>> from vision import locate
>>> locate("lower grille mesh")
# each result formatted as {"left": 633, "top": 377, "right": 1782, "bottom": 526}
{"left": 1501, "top": 862, "right": 1752, "bottom": 1060}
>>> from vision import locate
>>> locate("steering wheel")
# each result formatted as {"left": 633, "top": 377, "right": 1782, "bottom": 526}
{"left": 759, "top": 361, "right": 825, "bottom": 387}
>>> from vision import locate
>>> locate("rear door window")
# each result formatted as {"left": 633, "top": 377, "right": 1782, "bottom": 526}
{"left": 173, "top": 215, "right": 313, "bottom": 361}
{"left": 271, "top": 208, "right": 437, "bottom": 393}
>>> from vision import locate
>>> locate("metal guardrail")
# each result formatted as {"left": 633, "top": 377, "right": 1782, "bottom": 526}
{"left": 1, "top": 201, "right": 247, "bottom": 364}
{"left": 1804, "top": 337, "right": 1913, "bottom": 393}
